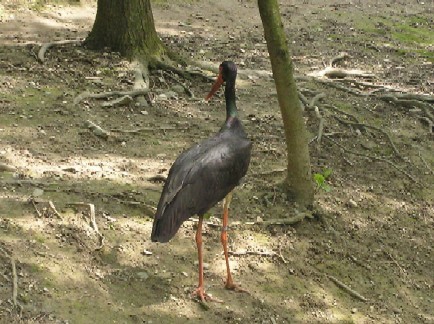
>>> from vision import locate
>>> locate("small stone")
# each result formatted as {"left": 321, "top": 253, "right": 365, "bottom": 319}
{"left": 347, "top": 199, "right": 358, "bottom": 208}
{"left": 171, "top": 85, "right": 185, "bottom": 94}
{"left": 351, "top": 308, "right": 357, "bottom": 314}
{"left": 142, "top": 250, "right": 153, "bottom": 256}
{"left": 181, "top": 272, "right": 188, "bottom": 277}
{"left": 32, "top": 188, "right": 44, "bottom": 197}
{"left": 136, "top": 272, "right": 149, "bottom": 280}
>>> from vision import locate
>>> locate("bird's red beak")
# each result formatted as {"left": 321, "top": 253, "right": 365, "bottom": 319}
{"left": 205, "top": 69, "right": 224, "bottom": 101}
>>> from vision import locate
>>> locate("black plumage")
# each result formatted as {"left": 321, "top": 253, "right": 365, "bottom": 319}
{"left": 152, "top": 62, "right": 251, "bottom": 242}
{"left": 151, "top": 61, "right": 251, "bottom": 302}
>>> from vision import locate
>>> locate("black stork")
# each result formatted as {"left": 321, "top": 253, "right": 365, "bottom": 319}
{"left": 151, "top": 61, "right": 252, "bottom": 302}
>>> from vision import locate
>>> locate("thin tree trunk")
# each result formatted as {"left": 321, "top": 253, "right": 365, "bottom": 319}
{"left": 258, "top": 0, "right": 314, "bottom": 207}
{"left": 85, "top": 0, "right": 164, "bottom": 61}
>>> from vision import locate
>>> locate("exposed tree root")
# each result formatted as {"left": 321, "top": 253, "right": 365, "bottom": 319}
{"left": 325, "top": 136, "right": 418, "bottom": 183}
{"left": 161, "top": 70, "right": 195, "bottom": 98}
{"left": 74, "top": 89, "right": 150, "bottom": 106}
{"left": 152, "top": 60, "right": 215, "bottom": 82}
{"left": 333, "top": 116, "right": 401, "bottom": 157}
{"left": 37, "top": 39, "right": 82, "bottom": 63}
{"left": 132, "top": 60, "right": 150, "bottom": 107}
{"left": 322, "top": 104, "right": 361, "bottom": 123}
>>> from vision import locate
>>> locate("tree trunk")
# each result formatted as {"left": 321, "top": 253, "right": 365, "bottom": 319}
{"left": 258, "top": 0, "right": 314, "bottom": 208}
{"left": 85, "top": 0, "right": 164, "bottom": 61}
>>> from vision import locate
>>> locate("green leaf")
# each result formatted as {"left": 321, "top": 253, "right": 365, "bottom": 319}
{"left": 323, "top": 168, "right": 333, "bottom": 179}
{"left": 203, "top": 212, "right": 212, "bottom": 220}
{"left": 314, "top": 173, "right": 325, "bottom": 186}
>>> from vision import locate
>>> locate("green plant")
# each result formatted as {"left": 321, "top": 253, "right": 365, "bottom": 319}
{"left": 314, "top": 168, "right": 333, "bottom": 192}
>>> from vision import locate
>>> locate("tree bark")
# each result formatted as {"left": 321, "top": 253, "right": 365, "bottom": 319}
{"left": 258, "top": 0, "right": 314, "bottom": 208}
{"left": 85, "top": 0, "right": 164, "bottom": 61}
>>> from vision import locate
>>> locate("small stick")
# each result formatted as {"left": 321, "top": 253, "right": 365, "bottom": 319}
{"left": 66, "top": 202, "right": 104, "bottom": 250}
{"left": 11, "top": 257, "right": 18, "bottom": 307}
{"left": 314, "top": 106, "right": 325, "bottom": 148}
{"left": 111, "top": 126, "right": 187, "bottom": 133}
{"left": 329, "top": 52, "right": 350, "bottom": 67}
{"left": 0, "top": 163, "right": 16, "bottom": 172}
{"left": 327, "top": 274, "right": 368, "bottom": 302}
{"left": 257, "top": 168, "right": 286, "bottom": 176}
{"left": 48, "top": 200, "right": 62, "bottom": 219}
{"left": 418, "top": 151, "right": 433, "bottom": 174}
{"left": 229, "top": 249, "right": 288, "bottom": 264}
{"left": 84, "top": 120, "right": 110, "bottom": 140}
{"left": 30, "top": 198, "right": 43, "bottom": 218}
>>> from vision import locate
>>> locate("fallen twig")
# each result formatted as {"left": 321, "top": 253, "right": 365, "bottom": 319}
{"left": 229, "top": 249, "right": 287, "bottom": 263}
{"left": 38, "top": 39, "right": 82, "bottom": 63}
{"left": 29, "top": 198, "right": 42, "bottom": 218}
{"left": 256, "top": 213, "right": 307, "bottom": 226}
{"left": 418, "top": 151, "right": 433, "bottom": 174}
{"left": 66, "top": 202, "right": 104, "bottom": 250}
{"left": 314, "top": 106, "right": 325, "bottom": 149}
{"left": 327, "top": 274, "right": 368, "bottom": 302}
{"left": 257, "top": 168, "right": 286, "bottom": 176}
{"left": 0, "top": 163, "right": 16, "bottom": 172}
{"left": 48, "top": 200, "right": 62, "bottom": 219}
{"left": 111, "top": 126, "right": 187, "bottom": 133}
{"left": 11, "top": 257, "right": 19, "bottom": 308}
{"left": 309, "top": 67, "right": 374, "bottom": 79}
{"left": 329, "top": 52, "right": 350, "bottom": 67}
{"left": 84, "top": 120, "right": 110, "bottom": 140}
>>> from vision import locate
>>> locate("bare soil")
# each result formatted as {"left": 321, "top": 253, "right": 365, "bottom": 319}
{"left": 0, "top": 1, "right": 433, "bottom": 323}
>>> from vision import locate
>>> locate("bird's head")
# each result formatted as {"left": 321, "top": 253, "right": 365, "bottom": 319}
{"left": 205, "top": 61, "right": 237, "bottom": 100}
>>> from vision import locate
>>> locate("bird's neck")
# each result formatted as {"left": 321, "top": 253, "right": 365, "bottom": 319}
{"left": 225, "top": 79, "right": 238, "bottom": 121}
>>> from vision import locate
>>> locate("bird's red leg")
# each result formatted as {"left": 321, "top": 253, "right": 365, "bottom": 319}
{"left": 192, "top": 216, "right": 222, "bottom": 303}
{"left": 221, "top": 192, "right": 248, "bottom": 293}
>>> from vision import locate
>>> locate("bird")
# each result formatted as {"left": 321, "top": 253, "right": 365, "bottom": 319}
{"left": 151, "top": 61, "right": 252, "bottom": 302}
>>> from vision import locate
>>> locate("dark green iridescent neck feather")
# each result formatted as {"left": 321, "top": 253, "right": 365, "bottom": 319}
{"left": 224, "top": 78, "right": 238, "bottom": 120}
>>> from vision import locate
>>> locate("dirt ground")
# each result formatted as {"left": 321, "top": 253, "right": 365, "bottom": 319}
{"left": 0, "top": 0, "right": 433, "bottom": 323}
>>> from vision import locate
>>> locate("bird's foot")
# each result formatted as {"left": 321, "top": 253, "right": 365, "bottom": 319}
{"left": 224, "top": 281, "right": 249, "bottom": 294}
{"left": 192, "top": 287, "right": 223, "bottom": 303}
